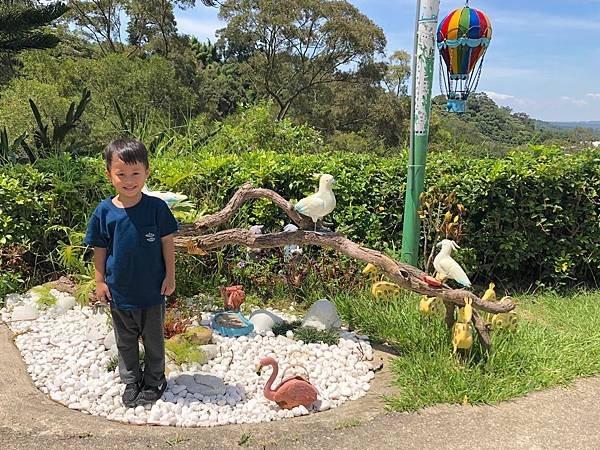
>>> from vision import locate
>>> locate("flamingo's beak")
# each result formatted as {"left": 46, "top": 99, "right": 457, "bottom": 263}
{"left": 255, "top": 364, "right": 263, "bottom": 375}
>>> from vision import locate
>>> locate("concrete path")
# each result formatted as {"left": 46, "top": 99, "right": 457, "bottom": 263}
{"left": 1, "top": 323, "right": 598, "bottom": 449}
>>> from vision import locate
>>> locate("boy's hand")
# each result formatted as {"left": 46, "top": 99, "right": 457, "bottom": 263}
{"left": 95, "top": 281, "right": 112, "bottom": 305}
{"left": 161, "top": 276, "right": 176, "bottom": 296}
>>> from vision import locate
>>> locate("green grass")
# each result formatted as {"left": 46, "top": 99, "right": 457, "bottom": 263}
{"left": 332, "top": 289, "right": 600, "bottom": 412}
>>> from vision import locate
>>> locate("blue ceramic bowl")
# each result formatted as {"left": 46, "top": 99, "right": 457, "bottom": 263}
{"left": 211, "top": 311, "right": 254, "bottom": 337}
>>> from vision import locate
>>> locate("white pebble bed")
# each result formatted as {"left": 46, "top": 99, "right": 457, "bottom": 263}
{"left": 1, "top": 289, "right": 375, "bottom": 427}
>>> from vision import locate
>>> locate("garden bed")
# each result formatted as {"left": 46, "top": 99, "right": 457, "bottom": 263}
{"left": 1, "top": 288, "right": 376, "bottom": 427}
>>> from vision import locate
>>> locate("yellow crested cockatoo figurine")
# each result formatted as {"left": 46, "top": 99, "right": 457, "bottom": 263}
{"left": 294, "top": 174, "right": 336, "bottom": 232}
{"left": 433, "top": 239, "right": 471, "bottom": 287}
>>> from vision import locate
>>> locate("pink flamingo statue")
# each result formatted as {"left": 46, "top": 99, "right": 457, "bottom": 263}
{"left": 256, "top": 357, "right": 318, "bottom": 410}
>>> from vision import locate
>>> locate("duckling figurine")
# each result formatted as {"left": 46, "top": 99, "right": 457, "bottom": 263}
{"left": 371, "top": 281, "right": 401, "bottom": 300}
{"left": 490, "top": 295, "right": 518, "bottom": 332}
{"left": 362, "top": 264, "right": 401, "bottom": 299}
{"left": 481, "top": 282, "right": 496, "bottom": 302}
{"left": 452, "top": 297, "right": 473, "bottom": 353}
{"left": 419, "top": 295, "right": 444, "bottom": 316}
{"left": 456, "top": 297, "right": 473, "bottom": 323}
{"left": 452, "top": 322, "right": 473, "bottom": 353}
{"left": 491, "top": 313, "right": 518, "bottom": 331}
{"left": 481, "top": 282, "right": 496, "bottom": 323}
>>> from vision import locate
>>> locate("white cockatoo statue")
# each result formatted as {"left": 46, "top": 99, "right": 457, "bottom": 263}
{"left": 282, "top": 223, "right": 303, "bottom": 261}
{"left": 294, "top": 174, "right": 336, "bottom": 231}
{"left": 433, "top": 239, "right": 471, "bottom": 287}
{"left": 142, "top": 184, "right": 187, "bottom": 208}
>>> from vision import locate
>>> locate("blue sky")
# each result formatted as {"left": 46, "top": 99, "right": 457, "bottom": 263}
{"left": 175, "top": 0, "right": 600, "bottom": 122}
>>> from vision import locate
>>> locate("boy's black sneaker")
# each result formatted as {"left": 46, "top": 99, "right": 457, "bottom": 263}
{"left": 135, "top": 382, "right": 167, "bottom": 406}
{"left": 122, "top": 381, "right": 141, "bottom": 408}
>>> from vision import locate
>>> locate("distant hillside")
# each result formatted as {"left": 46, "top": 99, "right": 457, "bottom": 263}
{"left": 535, "top": 120, "right": 600, "bottom": 138}
{"left": 431, "top": 93, "right": 600, "bottom": 152}
{"left": 547, "top": 121, "right": 600, "bottom": 130}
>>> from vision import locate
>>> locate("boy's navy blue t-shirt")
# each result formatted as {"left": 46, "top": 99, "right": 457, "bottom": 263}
{"left": 84, "top": 193, "right": 179, "bottom": 310}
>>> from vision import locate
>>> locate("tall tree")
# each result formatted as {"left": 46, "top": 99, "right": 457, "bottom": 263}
{"left": 0, "top": 1, "right": 68, "bottom": 82}
{"left": 125, "top": 0, "right": 195, "bottom": 57}
{"left": 383, "top": 50, "right": 410, "bottom": 97}
{"left": 0, "top": 1, "right": 68, "bottom": 53}
{"left": 217, "top": 0, "right": 386, "bottom": 120}
{"left": 66, "top": 1, "right": 124, "bottom": 55}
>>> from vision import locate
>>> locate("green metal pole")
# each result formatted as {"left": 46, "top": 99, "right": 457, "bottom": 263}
{"left": 401, "top": 0, "right": 440, "bottom": 266}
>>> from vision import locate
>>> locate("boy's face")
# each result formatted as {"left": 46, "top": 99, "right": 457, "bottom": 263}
{"left": 106, "top": 157, "right": 149, "bottom": 201}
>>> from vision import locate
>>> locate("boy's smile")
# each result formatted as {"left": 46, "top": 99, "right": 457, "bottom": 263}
{"left": 106, "top": 158, "right": 149, "bottom": 207}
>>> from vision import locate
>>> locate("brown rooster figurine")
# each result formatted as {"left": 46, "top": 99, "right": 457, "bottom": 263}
{"left": 220, "top": 285, "right": 245, "bottom": 311}
{"left": 256, "top": 357, "right": 318, "bottom": 410}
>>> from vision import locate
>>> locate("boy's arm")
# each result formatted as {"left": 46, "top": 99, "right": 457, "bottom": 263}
{"left": 93, "top": 247, "right": 112, "bottom": 304}
{"left": 161, "top": 233, "right": 176, "bottom": 296}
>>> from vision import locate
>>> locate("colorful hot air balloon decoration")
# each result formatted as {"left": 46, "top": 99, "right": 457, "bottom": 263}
{"left": 437, "top": 2, "right": 492, "bottom": 113}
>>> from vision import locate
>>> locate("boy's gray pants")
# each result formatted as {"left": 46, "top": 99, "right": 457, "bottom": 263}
{"left": 110, "top": 303, "right": 166, "bottom": 387}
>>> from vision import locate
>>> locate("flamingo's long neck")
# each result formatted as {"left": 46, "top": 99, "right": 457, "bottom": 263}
{"left": 263, "top": 361, "right": 279, "bottom": 401}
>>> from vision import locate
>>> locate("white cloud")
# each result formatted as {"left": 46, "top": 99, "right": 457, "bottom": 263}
{"left": 485, "top": 91, "right": 514, "bottom": 101}
{"left": 586, "top": 93, "right": 600, "bottom": 99}
{"left": 560, "top": 96, "right": 587, "bottom": 106}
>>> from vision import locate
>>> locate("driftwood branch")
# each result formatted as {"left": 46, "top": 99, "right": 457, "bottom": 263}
{"left": 176, "top": 227, "right": 514, "bottom": 315}
{"left": 195, "top": 182, "right": 315, "bottom": 231}
{"left": 174, "top": 183, "right": 517, "bottom": 348}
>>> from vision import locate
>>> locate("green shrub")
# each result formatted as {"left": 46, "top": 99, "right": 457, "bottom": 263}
{"left": 0, "top": 78, "right": 74, "bottom": 142}
{"left": 1, "top": 127, "right": 599, "bottom": 291}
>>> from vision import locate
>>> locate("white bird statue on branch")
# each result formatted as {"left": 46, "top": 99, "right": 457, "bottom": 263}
{"left": 142, "top": 184, "right": 187, "bottom": 208}
{"left": 294, "top": 174, "right": 336, "bottom": 232}
{"left": 433, "top": 239, "right": 471, "bottom": 287}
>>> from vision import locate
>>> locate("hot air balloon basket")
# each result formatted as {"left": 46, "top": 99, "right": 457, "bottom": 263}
{"left": 447, "top": 99, "right": 466, "bottom": 113}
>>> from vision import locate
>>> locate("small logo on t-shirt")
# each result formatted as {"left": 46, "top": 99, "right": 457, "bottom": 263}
{"left": 145, "top": 232, "right": 156, "bottom": 242}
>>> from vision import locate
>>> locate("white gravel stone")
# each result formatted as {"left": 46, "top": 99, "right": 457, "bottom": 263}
{"left": 2, "top": 289, "right": 375, "bottom": 427}
{"left": 11, "top": 305, "right": 40, "bottom": 321}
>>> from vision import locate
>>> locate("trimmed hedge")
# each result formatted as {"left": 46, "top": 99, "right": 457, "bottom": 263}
{"left": 1, "top": 145, "right": 599, "bottom": 293}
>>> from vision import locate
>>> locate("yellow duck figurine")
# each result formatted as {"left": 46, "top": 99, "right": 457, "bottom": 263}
{"left": 481, "top": 282, "right": 496, "bottom": 302}
{"left": 372, "top": 281, "right": 402, "bottom": 300}
{"left": 419, "top": 295, "right": 444, "bottom": 316}
{"left": 452, "top": 297, "right": 473, "bottom": 353}
{"left": 362, "top": 263, "right": 401, "bottom": 300}
{"left": 491, "top": 296, "right": 518, "bottom": 331}
{"left": 480, "top": 282, "right": 496, "bottom": 323}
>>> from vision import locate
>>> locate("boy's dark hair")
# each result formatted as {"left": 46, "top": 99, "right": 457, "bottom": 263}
{"left": 104, "top": 138, "right": 149, "bottom": 170}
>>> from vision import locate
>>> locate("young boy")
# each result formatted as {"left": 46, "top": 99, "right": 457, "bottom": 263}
{"left": 84, "top": 138, "right": 179, "bottom": 408}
